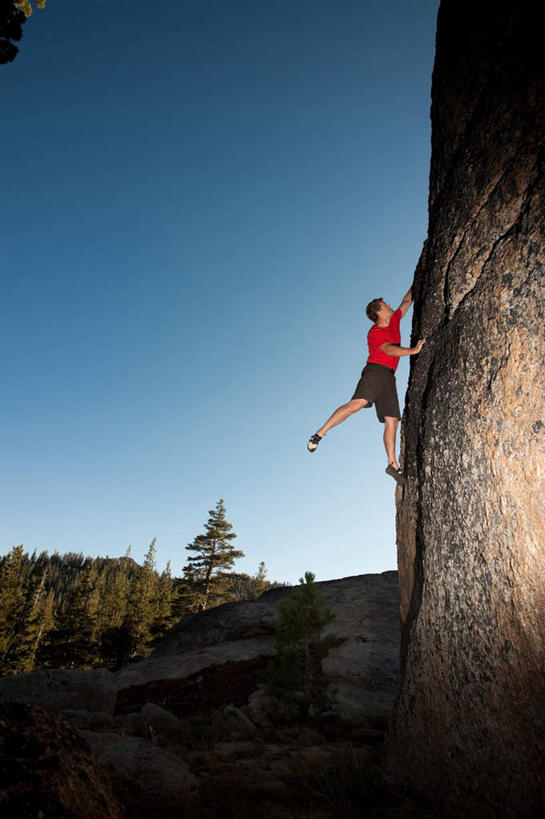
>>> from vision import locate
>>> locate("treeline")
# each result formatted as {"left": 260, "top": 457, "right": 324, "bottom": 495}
{"left": 0, "top": 500, "right": 279, "bottom": 675}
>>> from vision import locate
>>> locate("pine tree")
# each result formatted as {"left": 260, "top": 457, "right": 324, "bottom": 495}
{"left": 21, "top": 570, "right": 56, "bottom": 671}
{"left": 183, "top": 499, "right": 244, "bottom": 612}
{"left": 0, "top": 544, "right": 180, "bottom": 672}
{"left": 37, "top": 564, "right": 97, "bottom": 669}
{"left": 96, "top": 565, "right": 130, "bottom": 633}
{"left": 252, "top": 561, "right": 269, "bottom": 598}
{"left": 228, "top": 561, "right": 272, "bottom": 601}
{"left": 149, "top": 560, "right": 175, "bottom": 642}
{"left": 0, "top": 548, "right": 59, "bottom": 673}
{"left": 0, "top": 545, "right": 29, "bottom": 671}
{"left": 123, "top": 538, "right": 160, "bottom": 656}
{"left": 265, "top": 572, "right": 335, "bottom": 714}
{"left": 170, "top": 575, "right": 195, "bottom": 621}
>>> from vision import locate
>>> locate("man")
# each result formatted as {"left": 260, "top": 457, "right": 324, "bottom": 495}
{"left": 306, "top": 287, "right": 425, "bottom": 485}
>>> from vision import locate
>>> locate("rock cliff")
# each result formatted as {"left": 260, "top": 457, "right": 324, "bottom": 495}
{"left": 389, "top": 1, "right": 545, "bottom": 816}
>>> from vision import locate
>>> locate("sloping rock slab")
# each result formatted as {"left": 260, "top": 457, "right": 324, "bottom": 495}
{"left": 119, "top": 572, "right": 400, "bottom": 724}
{"left": 117, "top": 655, "right": 271, "bottom": 717}
{"left": 151, "top": 595, "right": 284, "bottom": 657}
{"left": 117, "top": 637, "right": 274, "bottom": 690}
{"left": 0, "top": 668, "right": 117, "bottom": 715}
{"left": 0, "top": 700, "right": 125, "bottom": 819}
{"left": 152, "top": 573, "right": 398, "bottom": 658}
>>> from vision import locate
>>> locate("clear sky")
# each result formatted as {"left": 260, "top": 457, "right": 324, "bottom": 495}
{"left": 2, "top": 0, "right": 439, "bottom": 584}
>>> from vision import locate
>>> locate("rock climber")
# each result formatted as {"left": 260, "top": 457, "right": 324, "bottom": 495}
{"left": 306, "top": 288, "right": 425, "bottom": 485}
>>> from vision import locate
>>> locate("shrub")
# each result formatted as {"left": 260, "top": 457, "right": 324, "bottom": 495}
{"left": 264, "top": 572, "right": 335, "bottom": 714}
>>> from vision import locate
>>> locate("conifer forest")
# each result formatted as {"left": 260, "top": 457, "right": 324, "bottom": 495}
{"left": 0, "top": 500, "right": 278, "bottom": 675}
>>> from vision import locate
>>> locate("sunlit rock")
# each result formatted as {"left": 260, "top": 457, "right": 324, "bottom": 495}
{"left": 388, "top": 1, "right": 545, "bottom": 816}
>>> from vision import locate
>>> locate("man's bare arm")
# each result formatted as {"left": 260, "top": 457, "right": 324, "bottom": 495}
{"left": 379, "top": 339, "right": 425, "bottom": 357}
{"left": 397, "top": 287, "right": 413, "bottom": 318}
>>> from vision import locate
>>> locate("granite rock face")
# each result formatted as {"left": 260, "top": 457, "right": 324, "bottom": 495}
{"left": 388, "top": 1, "right": 545, "bottom": 816}
{"left": 119, "top": 572, "right": 401, "bottom": 724}
{"left": 0, "top": 668, "right": 117, "bottom": 716}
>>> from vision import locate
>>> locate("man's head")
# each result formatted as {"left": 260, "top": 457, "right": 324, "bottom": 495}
{"left": 366, "top": 298, "right": 394, "bottom": 324}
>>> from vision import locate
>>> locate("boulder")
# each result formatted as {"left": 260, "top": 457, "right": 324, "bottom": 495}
{"left": 245, "top": 688, "right": 300, "bottom": 725}
{"left": 388, "top": 1, "right": 545, "bottom": 816}
{"left": 245, "top": 688, "right": 275, "bottom": 728}
{"left": 60, "top": 708, "right": 113, "bottom": 731}
{"left": 122, "top": 711, "right": 142, "bottom": 737}
{"left": 0, "top": 668, "right": 117, "bottom": 716}
{"left": 140, "top": 702, "right": 181, "bottom": 745}
{"left": 82, "top": 731, "right": 198, "bottom": 816}
{"left": 218, "top": 703, "right": 258, "bottom": 736}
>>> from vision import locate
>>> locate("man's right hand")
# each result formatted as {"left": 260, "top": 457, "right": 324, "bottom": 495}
{"left": 412, "top": 339, "right": 426, "bottom": 354}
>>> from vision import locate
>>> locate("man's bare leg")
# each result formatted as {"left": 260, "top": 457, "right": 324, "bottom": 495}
{"left": 308, "top": 398, "right": 368, "bottom": 451}
{"left": 383, "top": 416, "right": 400, "bottom": 470}
{"left": 317, "top": 398, "right": 368, "bottom": 437}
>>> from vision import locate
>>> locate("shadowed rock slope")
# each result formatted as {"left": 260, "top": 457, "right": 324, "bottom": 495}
{"left": 1, "top": 573, "right": 412, "bottom": 818}
{"left": 388, "top": 1, "right": 545, "bottom": 816}
{"left": 119, "top": 572, "right": 401, "bottom": 724}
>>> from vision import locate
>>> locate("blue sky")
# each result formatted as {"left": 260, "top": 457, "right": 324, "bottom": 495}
{"left": 2, "top": 0, "right": 439, "bottom": 584}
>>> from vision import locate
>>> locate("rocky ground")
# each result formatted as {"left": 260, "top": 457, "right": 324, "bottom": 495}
{"left": 0, "top": 572, "right": 429, "bottom": 818}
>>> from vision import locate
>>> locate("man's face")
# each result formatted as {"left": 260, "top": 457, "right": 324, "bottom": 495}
{"left": 377, "top": 301, "right": 394, "bottom": 322}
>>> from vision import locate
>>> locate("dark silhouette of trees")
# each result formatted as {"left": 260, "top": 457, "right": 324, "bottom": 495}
{"left": 0, "top": 1, "right": 25, "bottom": 64}
{"left": 1, "top": 1, "right": 46, "bottom": 65}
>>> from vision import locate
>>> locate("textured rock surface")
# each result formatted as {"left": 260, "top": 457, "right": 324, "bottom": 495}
{"left": 118, "top": 572, "right": 400, "bottom": 724}
{"left": 117, "top": 637, "right": 274, "bottom": 690}
{"left": 0, "top": 668, "right": 117, "bottom": 716}
{"left": 82, "top": 731, "right": 198, "bottom": 814}
{"left": 139, "top": 701, "right": 182, "bottom": 744}
{"left": 388, "top": 1, "right": 545, "bottom": 816}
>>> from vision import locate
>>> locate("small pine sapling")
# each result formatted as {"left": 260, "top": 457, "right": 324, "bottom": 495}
{"left": 265, "top": 571, "right": 335, "bottom": 714}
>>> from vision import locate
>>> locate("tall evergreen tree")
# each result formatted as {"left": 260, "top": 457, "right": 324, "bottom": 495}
{"left": 37, "top": 564, "right": 97, "bottom": 669}
{"left": 20, "top": 570, "right": 55, "bottom": 671}
{"left": 96, "top": 562, "right": 134, "bottom": 668}
{"left": 95, "top": 564, "right": 130, "bottom": 634}
{"left": 149, "top": 560, "right": 176, "bottom": 642}
{"left": 0, "top": 545, "right": 29, "bottom": 671}
{"left": 123, "top": 538, "right": 160, "bottom": 656}
{"left": 0, "top": 547, "right": 58, "bottom": 673}
{"left": 183, "top": 499, "right": 244, "bottom": 612}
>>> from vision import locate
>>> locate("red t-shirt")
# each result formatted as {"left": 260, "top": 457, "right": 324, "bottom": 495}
{"left": 367, "top": 308, "right": 402, "bottom": 371}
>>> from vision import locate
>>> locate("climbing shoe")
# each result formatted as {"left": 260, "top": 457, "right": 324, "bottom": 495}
{"left": 307, "top": 433, "right": 322, "bottom": 452}
{"left": 386, "top": 464, "right": 404, "bottom": 485}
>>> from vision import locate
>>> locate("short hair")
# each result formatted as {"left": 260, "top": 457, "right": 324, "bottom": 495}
{"left": 366, "top": 297, "right": 383, "bottom": 323}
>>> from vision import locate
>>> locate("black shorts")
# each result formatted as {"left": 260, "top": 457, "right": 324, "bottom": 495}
{"left": 351, "top": 362, "right": 400, "bottom": 422}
